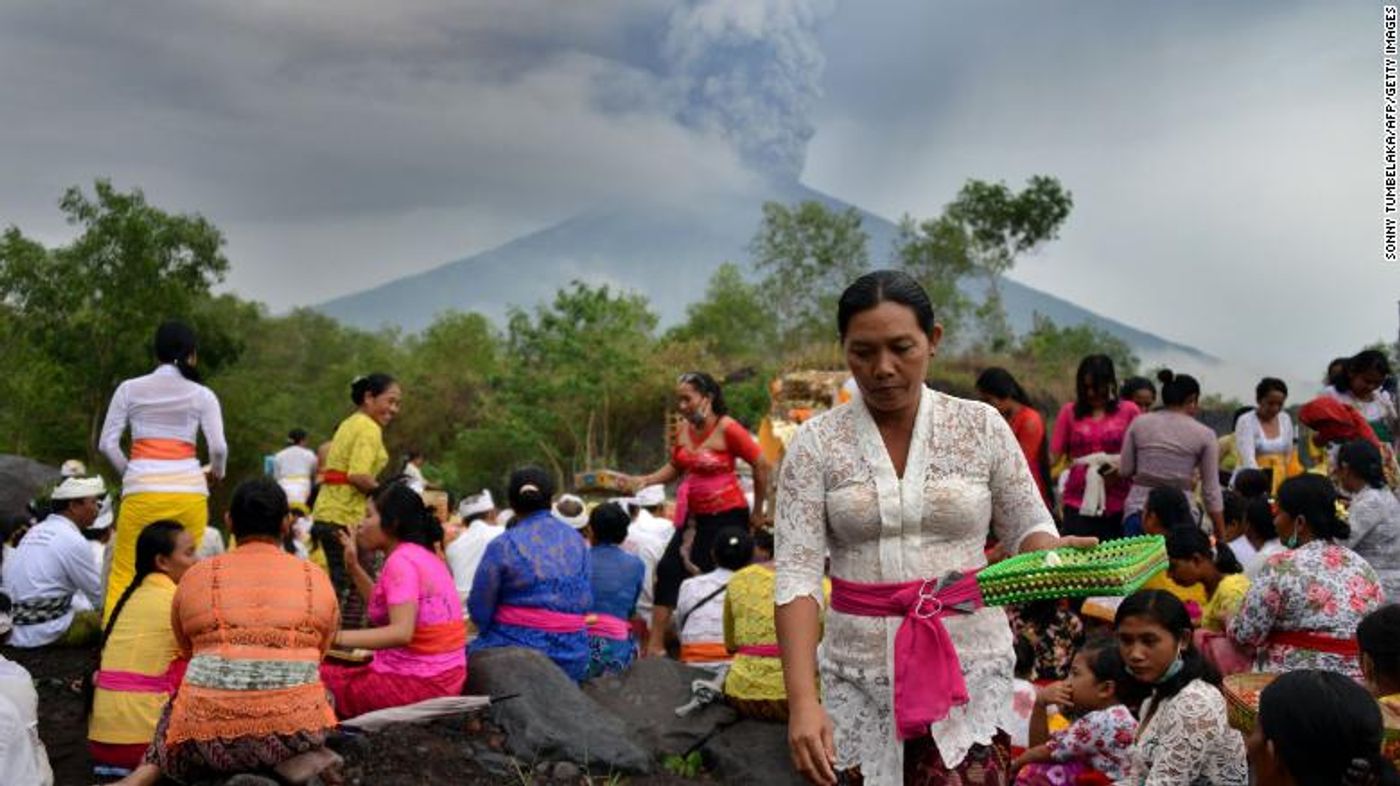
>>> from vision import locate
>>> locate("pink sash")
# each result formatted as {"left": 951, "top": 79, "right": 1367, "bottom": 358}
{"left": 494, "top": 604, "right": 586, "bottom": 634}
{"left": 737, "top": 643, "right": 781, "bottom": 658}
{"left": 586, "top": 613, "right": 633, "bottom": 641}
{"left": 94, "top": 669, "right": 172, "bottom": 694}
{"left": 829, "top": 571, "right": 984, "bottom": 740}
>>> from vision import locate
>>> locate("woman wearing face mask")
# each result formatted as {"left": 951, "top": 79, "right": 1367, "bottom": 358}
{"left": 312, "top": 372, "right": 401, "bottom": 627}
{"left": 1228, "top": 474, "right": 1386, "bottom": 679}
{"left": 628, "top": 372, "right": 771, "bottom": 658}
{"left": 1248, "top": 669, "right": 1400, "bottom": 786}
{"left": 775, "top": 271, "right": 1091, "bottom": 786}
{"left": 1232, "top": 378, "right": 1301, "bottom": 497}
{"left": 1113, "top": 589, "right": 1246, "bottom": 785}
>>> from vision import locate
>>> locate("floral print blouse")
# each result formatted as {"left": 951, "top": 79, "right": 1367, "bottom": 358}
{"left": 1227, "top": 540, "right": 1385, "bottom": 678}
{"left": 1047, "top": 704, "right": 1137, "bottom": 781}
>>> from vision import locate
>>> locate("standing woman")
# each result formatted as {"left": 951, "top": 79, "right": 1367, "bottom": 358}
{"left": 273, "top": 428, "right": 318, "bottom": 508}
{"left": 99, "top": 320, "right": 227, "bottom": 621}
{"left": 1118, "top": 370, "right": 1225, "bottom": 540}
{"left": 629, "top": 372, "right": 771, "bottom": 658}
{"left": 976, "top": 367, "right": 1052, "bottom": 508}
{"left": 88, "top": 522, "right": 197, "bottom": 775}
{"left": 1233, "top": 377, "right": 1300, "bottom": 496}
{"left": 776, "top": 270, "right": 1092, "bottom": 786}
{"left": 312, "top": 373, "right": 400, "bottom": 625}
{"left": 1049, "top": 355, "right": 1140, "bottom": 541}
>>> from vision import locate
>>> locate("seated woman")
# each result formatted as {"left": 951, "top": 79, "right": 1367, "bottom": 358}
{"left": 1167, "top": 525, "right": 1252, "bottom": 676}
{"left": 676, "top": 527, "right": 752, "bottom": 670}
{"left": 1340, "top": 439, "right": 1400, "bottom": 601}
{"left": 88, "top": 521, "right": 197, "bottom": 776}
{"left": 469, "top": 467, "right": 593, "bottom": 681}
{"left": 1229, "top": 474, "right": 1386, "bottom": 679}
{"left": 1114, "top": 590, "right": 1247, "bottom": 785}
{"left": 321, "top": 483, "right": 466, "bottom": 719}
{"left": 584, "top": 502, "right": 645, "bottom": 678}
{"left": 1249, "top": 669, "right": 1400, "bottom": 786}
{"left": 722, "top": 529, "right": 827, "bottom": 721}
{"left": 1137, "top": 488, "right": 1209, "bottom": 611}
{"left": 115, "top": 478, "right": 340, "bottom": 786}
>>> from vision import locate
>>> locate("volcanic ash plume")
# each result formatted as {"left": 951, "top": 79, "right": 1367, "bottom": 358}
{"left": 665, "top": 0, "right": 837, "bottom": 184}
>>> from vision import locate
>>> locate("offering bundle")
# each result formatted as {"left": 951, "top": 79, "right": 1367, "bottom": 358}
{"left": 976, "top": 535, "right": 1167, "bottom": 606}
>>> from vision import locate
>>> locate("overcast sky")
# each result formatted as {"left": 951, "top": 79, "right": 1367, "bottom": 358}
{"left": 1, "top": 0, "right": 1396, "bottom": 394}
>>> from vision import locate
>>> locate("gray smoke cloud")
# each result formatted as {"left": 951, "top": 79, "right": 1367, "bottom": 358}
{"left": 665, "top": 0, "right": 837, "bottom": 182}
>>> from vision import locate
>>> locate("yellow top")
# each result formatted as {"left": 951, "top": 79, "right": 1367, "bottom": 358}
{"left": 1142, "top": 570, "right": 1209, "bottom": 609}
{"left": 722, "top": 564, "right": 830, "bottom": 701}
{"left": 89, "top": 573, "right": 180, "bottom": 745}
{"left": 311, "top": 411, "right": 387, "bottom": 527}
{"left": 1201, "top": 573, "right": 1251, "bottom": 633}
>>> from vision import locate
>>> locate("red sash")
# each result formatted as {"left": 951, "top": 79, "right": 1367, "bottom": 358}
{"left": 1266, "top": 629, "right": 1359, "bottom": 656}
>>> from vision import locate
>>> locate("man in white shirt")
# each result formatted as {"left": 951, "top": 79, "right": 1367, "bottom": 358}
{"left": 273, "top": 428, "right": 319, "bottom": 507}
{"left": 620, "top": 485, "right": 674, "bottom": 627}
{"left": 2, "top": 477, "right": 106, "bottom": 648}
{"left": 0, "top": 610, "right": 53, "bottom": 786}
{"left": 446, "top": 490, "right": 504, "bottom": 616}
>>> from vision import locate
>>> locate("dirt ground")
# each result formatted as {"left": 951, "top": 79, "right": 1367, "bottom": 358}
{"left": 4, "top": 644, "right": 708, "bottom": 786}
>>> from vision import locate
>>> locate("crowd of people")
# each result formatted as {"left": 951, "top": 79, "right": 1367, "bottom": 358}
{"left": 0, "top": 273, "right": 1396, "bottom": 785}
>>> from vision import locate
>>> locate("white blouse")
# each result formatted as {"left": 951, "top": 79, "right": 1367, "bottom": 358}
{"left": 1118, "top": 679, "right": 1247, "bottom": 786}
{"left": 775, "top": 388, "right": 1056, "bottom": 784}
{"left": 1232, "top": 409, "right": 1294, "bottom": 469}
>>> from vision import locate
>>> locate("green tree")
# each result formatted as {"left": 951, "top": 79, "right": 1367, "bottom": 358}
{"left": 892, "top": 214, "right": 977, "bottom": 339}
{"left": 751, "top": 201, "right": 869, "bottom": 348}
{"left": 1014, "top": 313, "right": 1138, "bottom": 381}
{"left": 0, "top": 180, "right": 229, "bottom": 464}
{"left": 665, "top": 262, "right": 777, "bottom": 363}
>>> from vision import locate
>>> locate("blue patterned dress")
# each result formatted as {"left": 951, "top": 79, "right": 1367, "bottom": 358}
{"left": 468, "top": 511, "right": 593, "bottom": 681}
{"left": 585, "top": 544, "right": 645, "bottom": 679}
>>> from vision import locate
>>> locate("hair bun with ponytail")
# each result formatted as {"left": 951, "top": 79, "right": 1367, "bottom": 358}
{"left": 1156, "top": 368, "right": 1176, "bottom": 386}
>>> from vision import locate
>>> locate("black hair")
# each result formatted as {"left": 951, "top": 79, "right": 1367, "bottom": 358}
{"left": 1166, "top": 525, "right": 1242, "bottom": 575}
{"left": 351, "top": 373, "right": 396, "bottom": 406}
{"left": 508, "top": 466, "right": 555, "bottom": 516}
{"left": 1013, "top": 636, "right": 1035, "bottom": 679}
{"left": 1244, "top": 495, "right": 1279, "bottom": 541}
{"left": 154, "top": 320, "right": 201, "bottom": 382}
{"left": 1277, "top": 473, "right": 1350, "bottom": 541}
{"left": 1232, "top": 467, "right": 1271, "bottom": 500}
{"left": 1340, "top": 439, "right": 1388, "bottom": 489}
{"left": 1073, "top": 355, "right": 1120, "bottom": 419}
{"left": 101, "top": 521, "right": 185, "bottom": 649}
{"left": 1078, "top": 635, "right": 1128, "bottom": 685}
{"left": 1119, "top": 376, "right": 1156, "bottom": 404}
{"left": 751, "top": 528, "right": 775, "bottom": 557}
{"left": 1221, "top": 489, "right": 1245, "bottom": 528}
{"left": 1145, "top": 487, "right": 1194, "bottom": 531}
{"left": 372, "top": 482, "right": 443, "bottom": 550}
{"left": 1332, "top": 350, "right": 1394, "bottom": 393}
{"left": 1231, "top": 406, "right": 1254, "bottom": 429}
{"left": 975, "top": 367, "right": 1032, "bottom": 407}
{"left": 836, "top": 270, "right": 936, "bottom": 340}
{"left": 1256, "top": 377, "right": 1289, "bottom": 402}
{"left": 1358, "top": 604, "right": 1400, "bottom": 689}
{"left": 1115, "top": 589, "right": 1217, "bottom": 697}
{"left": 1156, "top": 369, "right": 1201, "bottom": 408}
{"left": 712, "top": 526, "right": 754, "bottom": 571}
{"left": 288, "top": 428, "right": 308, "bottom": 445}
{"left": 677, "top": 371, "right": 729, "bottom": 417}
{"left": 1259, "top": 669, "right": 1400, "bottom": 786}
{"left": 588, "top": 502, "right": 630, "bottom": 546}
{"left": 229, "top": 477, "right": 290, "bottom": 540}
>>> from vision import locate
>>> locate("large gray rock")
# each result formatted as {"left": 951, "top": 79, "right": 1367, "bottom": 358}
{"left": 0, "top": 455, "right": 59, "bottom": 520}
{"left": 583, "top": 657, "right": 737, "bottom": 758}
{"left": 703, "top": 718, "right": 806, "bottom": 786}
{"left": 465, "top": 646, "right": 653, "bottom": 774}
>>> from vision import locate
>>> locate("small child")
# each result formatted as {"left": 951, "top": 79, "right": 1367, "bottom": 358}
{"left": 1008, "top": 636, "right": 1038, "bottom": 754}
{"left": 1011, "top": 637, "right": 1137, "bottom": 785}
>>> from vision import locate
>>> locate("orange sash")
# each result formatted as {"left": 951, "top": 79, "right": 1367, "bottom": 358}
{"left": 408, "top": 620, "right": 467, "bottom": 655}
{"left": 131, "top": 438, "right": 196, "bottom": 461}
{"left": 679, "top": 642, "right": 731, "bottom": 663}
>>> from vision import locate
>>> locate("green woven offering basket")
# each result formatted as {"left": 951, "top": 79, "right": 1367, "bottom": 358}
{"left": 976, "top": 535, "right": 1167, "bottom": 606}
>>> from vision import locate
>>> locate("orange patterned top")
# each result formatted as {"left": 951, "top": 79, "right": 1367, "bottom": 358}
{"left": 163, "top": 542, "right": 339, "bottom": 746}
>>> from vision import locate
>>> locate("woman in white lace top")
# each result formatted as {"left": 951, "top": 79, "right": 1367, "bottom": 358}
{"left": 774, "top": 271, "right": 1091, "bottom": 786}
{"left": 1114, "top": 590, "right": 1247, "bottom": 786}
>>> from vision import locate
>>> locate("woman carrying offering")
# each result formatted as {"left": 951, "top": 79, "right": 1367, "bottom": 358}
{"left": 1114, "top": 590, "right": 1247, "bottom": 785}
{"left": 776, "top": 271, "right": 1094, "bottom": 786}
{"left": 88, "top": 522, "right": 197, "bottom": 775}
{"left": 99, "top": 320, "right": 227, "bottom": 620}
{"left": 1228, "top": 474, "right": 1386, "bottom": 679}
{"left": 630, "top": 371, "right": 772, "bottom": 657}
{"left": 322, "top": 483, "right": 466, "bottom": 719}
{"left": 312, "top": 373, "right": 401, "bottom": 625}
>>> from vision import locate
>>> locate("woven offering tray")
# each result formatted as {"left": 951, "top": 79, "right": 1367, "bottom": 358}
{"left": 976, "top": 535, "right": 1167, "bottom": 606}
{"left": 326, "top": 648, "right": 372, "bottom": 664}
{"left": 573, "top": 470, "right": 631, "bottom": 494}
{"left": 1222, "top": 672, "right": 1274, "bottom": 734}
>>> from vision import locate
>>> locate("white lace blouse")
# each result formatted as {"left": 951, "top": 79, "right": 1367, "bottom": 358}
{"left": 775, "top": 388, "right": 1057, "bottom": 784}
{"left": 1118, "top": 679, "right": 1247, "bottom": 786}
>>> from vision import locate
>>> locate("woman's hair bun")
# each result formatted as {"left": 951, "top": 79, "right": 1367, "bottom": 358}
{"left": 1156, "top": 368, "right": 1176, "bottom": 385}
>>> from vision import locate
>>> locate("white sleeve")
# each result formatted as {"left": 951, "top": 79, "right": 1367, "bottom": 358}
{"left": 1234, "top": 411, "right": 1259, "bottom": 470}
{"left": 98, "top": 384, "right": 130, "bottom": 476}
{"left": 774, "top": 424, "right": 828, "bottom": 608}
{"left": 200, "top": 388, "right": 228, "bottom": 479}
{"left": 65, "top": 535, "right": 104, "bottom": 610}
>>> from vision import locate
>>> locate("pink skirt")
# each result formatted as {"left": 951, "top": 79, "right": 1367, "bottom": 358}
{"left": 320, "top": 662, "right": 466, "bottom": 720}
